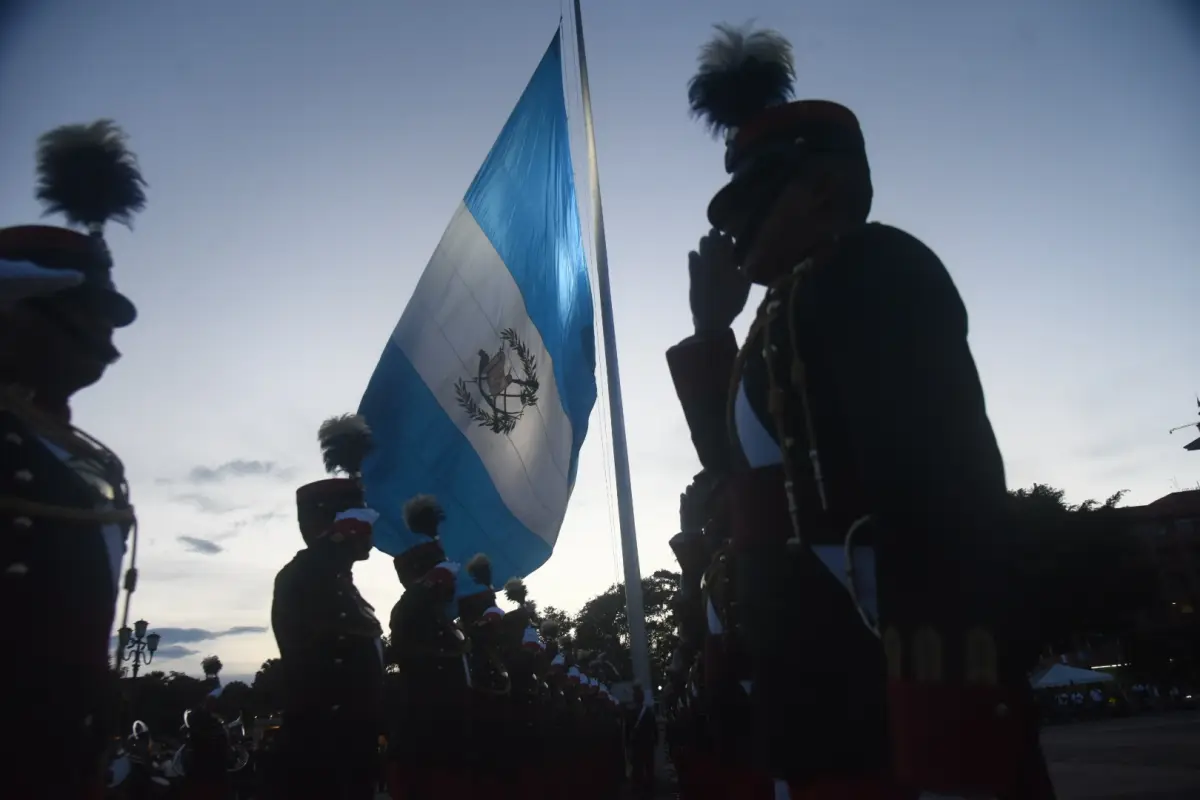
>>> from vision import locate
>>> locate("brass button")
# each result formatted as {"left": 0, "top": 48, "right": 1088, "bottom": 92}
{"left": 5, "top": 562, "right": 28, "bottom": 576}
{"left": 15, "top": 469, "right": 32, "bottom": 482}
{"left": 334, "top": 658, "right": 343, "bottom": 665}
{"left": 339, "top": 612, "right": 347, "bottom": 619}
{"left": 13, "top": 517, "right": 32, "bottom": 529}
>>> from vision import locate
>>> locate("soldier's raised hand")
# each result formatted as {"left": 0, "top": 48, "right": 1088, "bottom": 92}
{"left": 679, "top": 471, "right": 713, "bottom": 534}
{"left": 688, "top": 229, "right": 750, "bottom": 334}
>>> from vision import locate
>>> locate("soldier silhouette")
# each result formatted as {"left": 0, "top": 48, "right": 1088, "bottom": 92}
{"left": 271, "top": 414, "right": 384, "bottom": 800}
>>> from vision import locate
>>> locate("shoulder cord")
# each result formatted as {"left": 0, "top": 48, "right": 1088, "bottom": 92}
{"left": 719, "top": 261, "right": 879, "bottom": 637}
{"left": 722, "top": 268, "right": 812, "bottom": 549}
{"left": 784, "top": 264, "right": 880, "bottom": 638}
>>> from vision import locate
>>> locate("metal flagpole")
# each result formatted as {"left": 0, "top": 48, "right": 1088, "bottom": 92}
{"left": 570, "top": 0, "right": 653, "bottom": 696}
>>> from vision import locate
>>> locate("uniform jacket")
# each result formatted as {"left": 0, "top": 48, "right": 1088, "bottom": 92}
{"left": 0, "top": 405, "right": 130, "bottom": 795}
{"left": 272, "top": 549, "right": 384, "bottom": 731}
{"left": 666, "top": 223, "right": 1025, "bottom": 786}
{"left": 387, "top": 576, "right": 470, "bottom": 764}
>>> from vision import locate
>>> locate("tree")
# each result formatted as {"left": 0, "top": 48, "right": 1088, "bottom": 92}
{"left": 567, "top": 570, "right": 680, "bottom": 690}
{"left": 125, "top": 670, "right": 207, "bottom": 736}
{"left": 1007, "top": 483, "right": 1158, "bottom": 652}
{"left": 213, "top": 680, "right": 252, "bottom": 718}
{"left": 251, "top": 658, "right": 285, "bottom": 714}
{"left": 201, "top": 655, "right": 223, "bottom": 679}
{"left": 539, "top": 605, "right": 574, "bottom": 639}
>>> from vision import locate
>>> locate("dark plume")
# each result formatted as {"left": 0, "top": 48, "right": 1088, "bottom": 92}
{"left": 36, "top": 119, "right": 147, "bottom": 232}
{"left": 503, "top": 577, "right": 528, "bottom": 606}
{"left": 317, "top": 414, "right": 373, "bottom": 477}
{"left": 466, "top": 553, "right": 492, "bottom": 589}
{"left": 688, "top": 23, "right": 795, "bottom": 138}
{"left": 540, "top": 620, "right": 560, "bottom": 640}
{"left": 403, "top": 495, "right": 444, "bottom": 538}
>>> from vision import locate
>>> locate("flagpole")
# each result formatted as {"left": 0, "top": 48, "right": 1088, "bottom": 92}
{"left": 570, "top": 0, "right": 653, "bottom": 697}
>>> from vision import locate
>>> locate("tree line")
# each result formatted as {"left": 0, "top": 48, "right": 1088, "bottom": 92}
{"left": 116, "top": 481, "right": 1187, "bottom": 732}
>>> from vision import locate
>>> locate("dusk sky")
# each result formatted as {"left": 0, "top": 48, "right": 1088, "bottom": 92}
{"left": 2, "top": 0, "right": 1196, "bottom": 683}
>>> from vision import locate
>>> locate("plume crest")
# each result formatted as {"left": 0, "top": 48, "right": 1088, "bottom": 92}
{"left": 503, "top": 577, "right": 528, "bottom": 606}
{"left": 540, "top": 620, "right": 560, "bottom": 640}
{"left": 36, "top": 119, "right": 147, "bottom": 232}
{"left": 317, "top": 414, "right": 373, "bottom": 477}
{"left": 466, "top": 553, "right": 492, "bottom": 588}
{"left": 403, "top": 495, "right": 444, "bottom": 538}
{"left": 687, "top": 23, "right": 795, "bottom": 138}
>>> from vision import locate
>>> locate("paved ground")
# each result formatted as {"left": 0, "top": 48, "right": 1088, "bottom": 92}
{"left": 368, "top": 712, "right": 1199, "bottom": 798}
{"left": 1041, "top": 711, "right": 1200, "bottom": 799}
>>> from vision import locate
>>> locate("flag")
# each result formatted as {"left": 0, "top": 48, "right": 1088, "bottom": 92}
{"left": 359, "top": 31, "right": 596, "bottom": 583}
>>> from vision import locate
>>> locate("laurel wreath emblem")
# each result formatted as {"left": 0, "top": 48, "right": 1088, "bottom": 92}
{"left": 454, "top": 328, "right": 540, "bottom": 436}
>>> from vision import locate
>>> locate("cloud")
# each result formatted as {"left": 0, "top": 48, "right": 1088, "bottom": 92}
{"left": 110, "top": 625, "right": 269, "bottom": 649}
{"left": 153, "top": 645, "right": 200, "bottom": 660}
{"left": 226, "top": 510, "right": 287, "bottom": 534}
{"left": 177, "top": 535, "right": 223, "bottom": 555}
{"left": 170, "top": 493, "right": 241, "bottom": 514}
{"left": 187, "top": 460, "right": 294, "bottom": 484}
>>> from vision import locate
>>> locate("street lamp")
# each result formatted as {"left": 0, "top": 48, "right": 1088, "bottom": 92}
{"left": 117, "top": 619, "right": 160, "bottom": 679}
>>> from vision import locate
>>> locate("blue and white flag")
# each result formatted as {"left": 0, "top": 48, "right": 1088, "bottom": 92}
{"left": 360, "top": 31, "right": 596, "bottom": 583}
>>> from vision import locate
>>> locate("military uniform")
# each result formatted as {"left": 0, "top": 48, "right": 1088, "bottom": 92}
{"left": 272, "top": 414, "right": 384, "bottom": 800}
{"left": 458, "top": 555, "right": 512, "bottom": 796}
{"left": 177, "top": 689, "right": 235, "bottom": 800}
{"left": 499, "top": 581, "right": 548, "bottom": 799}
{"left": 0, "top": 120, "right": 146, "bottom": 798}
{"left": 672, "top": 23, "right": 1051, "bottom": 800}
{"left": 385, "top": 495, "right": 472, "bottom": 799}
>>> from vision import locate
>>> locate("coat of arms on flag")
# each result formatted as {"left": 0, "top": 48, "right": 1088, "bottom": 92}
{"left": 455, "top": 328, "right": 540, "bottom": 435}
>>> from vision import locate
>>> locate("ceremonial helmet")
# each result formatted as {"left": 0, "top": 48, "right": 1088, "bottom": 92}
{"left": 296, "top": 414, "right": 374, "bottom": 544}
{"left": 0, "top": 120, "right": 146, "bottom": 326}
{"left": 393, "top": 494, "right": 449, "bottom": 588}
{"left": 688, "top": 24, "right": 871, "bottom": 241}
{"left": 458, "top": 553, "right": 504, "bottom": 626}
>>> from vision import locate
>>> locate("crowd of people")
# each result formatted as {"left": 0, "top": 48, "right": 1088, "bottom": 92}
{"left": 4, "top": 17, "right": 1086, "bottom": 800}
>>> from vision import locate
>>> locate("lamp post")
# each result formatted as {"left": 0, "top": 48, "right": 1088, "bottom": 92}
{"left": 117, "top": 619, "right": 160, "bottom": 679}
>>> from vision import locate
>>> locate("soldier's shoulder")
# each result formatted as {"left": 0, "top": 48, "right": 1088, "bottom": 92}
{"left": 826, "top": 222, "right": 960, "bottom": 308}
{"left": 274, "top": 551, "right": 310, "bottom": 585}
{"left": 839, "top": 223, "right": 946, "bottom": 274}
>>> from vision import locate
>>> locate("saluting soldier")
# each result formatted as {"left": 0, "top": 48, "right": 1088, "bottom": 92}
{"left": 272, "top": 414, "right": 385, "bottom": 800}
{"left": 670, "top": 22, "right": 1053, "bottom": 799}
{"left": 0, "top": 119, "right": 147, "bottom": 798}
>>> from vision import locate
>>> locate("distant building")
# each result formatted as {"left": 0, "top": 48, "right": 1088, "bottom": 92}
{"left": 1120, "top": 491, "right": 1200, "bottom": 678}
{"left": 1125, "top": 490, "right": 1200, "bottom": 618}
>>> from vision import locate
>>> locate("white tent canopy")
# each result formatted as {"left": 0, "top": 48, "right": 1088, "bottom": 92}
{"left": 1031, "top": 663, "right": 1116, "bottom": 690}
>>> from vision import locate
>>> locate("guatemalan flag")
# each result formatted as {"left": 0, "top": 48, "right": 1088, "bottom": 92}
{"left": 359, "top": 31, "right": 597, "bottom": 584}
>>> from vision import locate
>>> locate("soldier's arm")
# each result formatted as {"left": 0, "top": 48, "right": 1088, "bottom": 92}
{"left": 272, "top": 566, "right": 338, "bottom": 702}
{"left": 666, "top": 329, "right": 739, "bottom": 473}
{"left": 818, "top": 226, "right": 1009, "bottom": 548}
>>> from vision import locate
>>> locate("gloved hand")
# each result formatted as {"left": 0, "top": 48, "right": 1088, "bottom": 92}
{"left": 688, "top": 229, "right": 750, "bottom": 334}
{"left": 679, "top": 471, "right": 715, "bottom": 534}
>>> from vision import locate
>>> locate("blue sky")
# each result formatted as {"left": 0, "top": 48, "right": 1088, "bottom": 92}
{"left": 2, "top": 0, "right": 1196, "bottom": 682}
